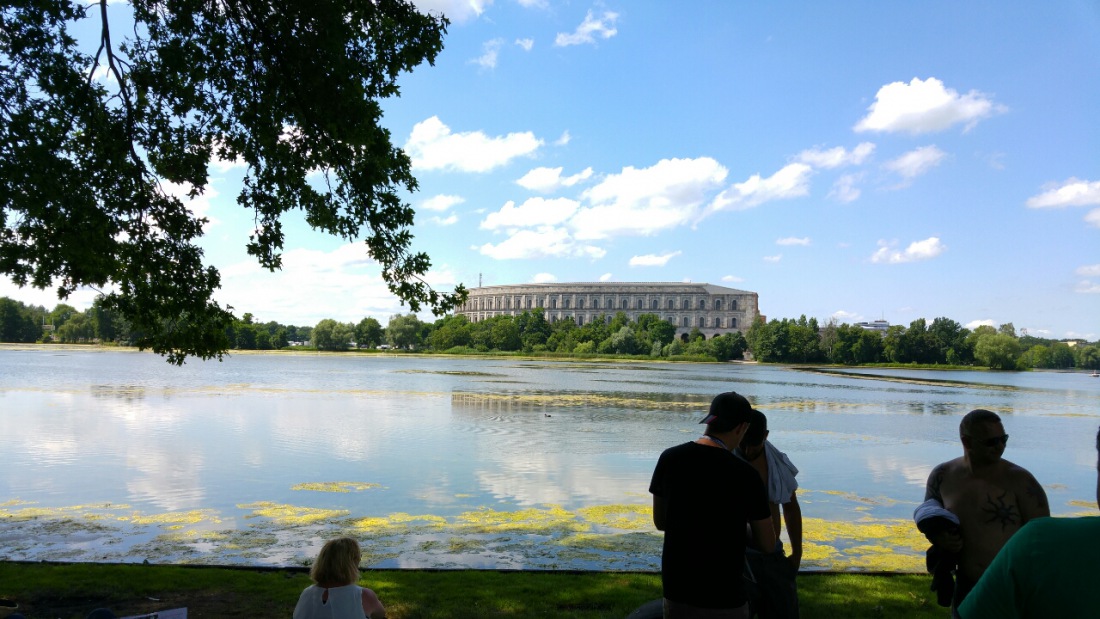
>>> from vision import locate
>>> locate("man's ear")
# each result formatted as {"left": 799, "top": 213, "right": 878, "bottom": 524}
{"left": 763, "top": 430, "right": 770, "bottom": 441}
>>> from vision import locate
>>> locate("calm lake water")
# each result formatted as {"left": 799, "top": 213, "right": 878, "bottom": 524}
{"left": 2, "top": 347, "right": 1098, "bottom": 571}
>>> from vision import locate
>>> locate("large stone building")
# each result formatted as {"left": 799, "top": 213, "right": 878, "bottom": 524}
{"left": 455, "top": 282, "right": 759, "bottom": 339}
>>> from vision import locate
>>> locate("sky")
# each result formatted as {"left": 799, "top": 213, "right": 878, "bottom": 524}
{"left": 3, "top": 1, "right": 1099, "bottom": 340}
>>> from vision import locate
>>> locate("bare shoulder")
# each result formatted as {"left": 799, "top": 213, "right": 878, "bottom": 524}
{"left": 925, "top": 457, "right": 964, "bottom": 500}
{"left": 1000, "top": 459, "right": 1042, "bottom": 487}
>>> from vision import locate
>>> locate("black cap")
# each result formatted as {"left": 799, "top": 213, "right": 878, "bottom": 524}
{"left": 699, "top": 391, "right": 754, "bottom": 431}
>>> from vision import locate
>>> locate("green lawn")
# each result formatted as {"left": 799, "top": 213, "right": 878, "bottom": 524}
{"left": 0, "top": 563, "right": 946, "bottom": 618}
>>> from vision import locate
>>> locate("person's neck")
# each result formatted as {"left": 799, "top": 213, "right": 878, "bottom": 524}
{"left": 699, "top": 433, "right": 732, "bottom": 451}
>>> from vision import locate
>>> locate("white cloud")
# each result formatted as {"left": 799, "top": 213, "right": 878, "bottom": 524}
{"left": 532, "top": 272, "right": 557, "bottom": 283}
{"left": 516, "top": 166, "right": 593, "bottom": 193}
{"left": 763, "top": 254, "right": 782, "bottom": 262}
{"left": 420, "top": 194, "right": 465, "bottom": 212}
{"left": 411, "top": 0, "right": 491, "bottom": 23}
{"left": 554, "top": 131, "right": 571, "bottom": 146}
{"left": 555, "top": 10, "right": 619, "bottom": 47}
{"left": 966, "top": 319, "right": 996, "bottom": 330}
{"left": 870, "top": 237, "right": 946, "bottom": 264}
{"left": 216, "top": 243, "right": 458, "bottom": 325}
{"left": 572, "top": 157, "right": 728, "bottom": 239}
{"left": 404, "top": 116, "right": 542, "bottom": 173}
{"left": 515, "top": 38, "right": 534, "bottom": 51}
{"left": 598, "top": 272, "right": 613, "bottom": 282}
{"left": 161, "top": 180, "right": 220, "bottom": 230}
{"left": 477, "top": 226, "right": 606, "bottom": 260}
{"left": 431, "top": 214, "right": 458, "bottom": 226}
{"left": 516, "top": 0, "right": 546, "bottom": 6}
{"left": 707, "top": 163, "right": 812, "bottom": 213}
{"left": 480, "top": 197, "right": 580, "bottom": 230}
{"left": 854, "top": 77, "right": 1004, "bottom": 134}
{"left": 776, "top": 237, "right": 810, "bottom": 246}
{"left": 721, "top": 275, "right": 744, "bottom": 283}
{"left": 796, "top": 143, "right": 875, "bottom": 169}
{"left": 883, "top": 145, "right": 946, "bottom": 180}
{"left": 1086, "top": 208, "right": 1100, "bottom": 228}
{"left": 0, "top": 280, "right": 101, "bottom": 312}
{"left": 1075, "top": 280, "right": 1100, "bottom": 294}
{"left": 629, "top": 251, "right": 681, "bottom": 267}
{"left": 1025, "top": 178, "right": 1100, "bottom": 208}
{"left": 829, "top": 173, "right": 863, "bottom": 203}
{"left": 472, "top": 38, "right": 504, "bottom": 69}
{"left": 1076, "top": 264, "right": 1100, "bottom": 277}
{"left": 831, "top": 310, "right": 865, "bottom": 323}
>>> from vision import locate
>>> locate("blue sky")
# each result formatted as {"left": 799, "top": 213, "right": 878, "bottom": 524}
{"left": 3, "top": 1, "right": 1099, "bottom": 339}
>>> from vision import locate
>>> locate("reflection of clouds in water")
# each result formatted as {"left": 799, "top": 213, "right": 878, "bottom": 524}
{"left": 125, "top": 447, "right": 206, "bottom": 511}
{"left": 864, "top": 455, "right": 931, "bottom": 488}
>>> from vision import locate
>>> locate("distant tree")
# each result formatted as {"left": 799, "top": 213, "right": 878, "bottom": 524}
{"left": 312, "top": 319, "right": 352, "bottom": 351}
{"left": 355, "top": 317, "right": 384, "bottom": 349}
{"left": 386, "top": 314, "right": 424, "bottom": 350}
{"left": 0, "top": 297, "right": 42, "bottom": 343}
{"left": 488, "top": 316, "right": 522, "bottom": 351}
{"left": 609, "top": 326, "right": 639, "bottom": 355}
{"left": 974, "top": 333, "right": 1022, "bottom": 370}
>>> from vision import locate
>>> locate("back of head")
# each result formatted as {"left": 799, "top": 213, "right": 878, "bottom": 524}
{"left": 310, "top": 536, "right": 362, "bottom": 586}
{"left": 960, "top": 408, "right": 1001, "bottom": 438}
{"left": 700, "top": 391, "right": 754, "bottom": 434}
{"left": 742, "top": 409, "right": 768, "bottom": 447}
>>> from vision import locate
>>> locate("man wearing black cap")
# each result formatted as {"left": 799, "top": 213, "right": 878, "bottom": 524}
{"left": 650, "top": 391, "right": 774, "bottom": 618}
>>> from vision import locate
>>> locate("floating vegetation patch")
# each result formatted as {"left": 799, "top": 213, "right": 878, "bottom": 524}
{"left": 796, "top": 367, "right": 1022, "bottom": 391}
{"left": 291, "top": 482, "right": 381, "bottom": 493}
{"left": 350, "top": 513, "right": 448, "bottom": 536}
{"left": 238, "top": 502, "right": 349, "bottom": 525}
{"left": 0, "top": 497, "right": 934, "bottom": 571}
{"left": 122, "top": 509, "right": 222, "bottom": 527}
{"left": 576, "top": 504, "right": 652, "bottom": 530}
{"left": 454, "top": 505, "right": 588, "bottom": 535}
{"left": 815, "top": 490, "right": 905, "bottom": 507}
{"left": 557, "top": 531, "right": 661, "bottom": 554}
{"left": 395, "top": 369, "right": 505, "bottom": 377}
{"left": 1068, "top": 499, "right": 1099, "bottom": 509}
{"left": 450, "top": 391, "right": 707, "bottom": 411}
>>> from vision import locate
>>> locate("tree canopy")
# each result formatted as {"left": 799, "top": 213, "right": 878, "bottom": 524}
{"left": 0, "top": 0, "right": 464, "bottom": 364}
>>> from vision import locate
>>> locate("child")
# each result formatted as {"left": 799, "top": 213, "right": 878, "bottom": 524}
{"left": 293, "top": 537, "right": 386, "bottom": 619}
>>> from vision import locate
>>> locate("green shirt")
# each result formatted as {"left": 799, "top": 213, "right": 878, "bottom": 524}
{"left": 958, "top": 516, "right": 1100, "bottom": 619}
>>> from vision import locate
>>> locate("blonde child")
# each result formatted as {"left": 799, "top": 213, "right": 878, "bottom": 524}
{"left": 293, "top": 537, "right": 385, "bottom": 619}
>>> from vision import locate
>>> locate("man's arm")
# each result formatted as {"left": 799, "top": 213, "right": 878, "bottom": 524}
{"left": 749, "top": 516, "right": 775, "bottom": 554}
{"left": 652, "top": 494, "right": 668, "bottom": 531}
{"left": 925, "top": 462, "right": 947, "bottom": 502}
{"left": 782, "top": 491, "right": 803, "bottom": 570}
{"left": 923, "top": 463, "right": 963, "bottom": 552}
{"left": 1018, "top": 470, "right": 1050, "bottom": 522}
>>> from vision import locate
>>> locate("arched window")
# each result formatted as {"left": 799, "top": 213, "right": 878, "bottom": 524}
{"left": 667, "top": 299, "right": 674, "bottom": 309}
{"left": 550, "top": 299, "right": 557, "bottom": 309}
{"left": 682, "top": 316, "right": 690, "bottom": 327}
{"left": 731, "top": 299, "right": 738, "bottom": 310}
{"left": 592, "top": 298, "right": 599, "bottom": 309}
{"left": 731, "top": 317, "right": 738, "bottom": 328}
{"left": 651, "top": 299, "right": 658, "bottom": 309}
{"left": 578, "top": 298, "right": 585, "bottom": 309}
{"left": 621, "top": 299, "right": 628, "bottom": 309}
{"left": 635, "top": 298, "right": 642, "bottom": 309}
{"left": 564, "top": 298, "right": 571, "bottom": 309}
{"left": 698, "top": 299, "right": 706, "bottom": 309}
{"left": 715, "top": 299, "right": 722, "bottom": 310}
{"left": 681, "top": 298, "right": 689, "bottom": 309}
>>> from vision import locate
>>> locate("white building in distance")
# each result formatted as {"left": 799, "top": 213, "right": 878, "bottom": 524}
{"left": 455, "top": 282, "right": 760, "bottom": 339}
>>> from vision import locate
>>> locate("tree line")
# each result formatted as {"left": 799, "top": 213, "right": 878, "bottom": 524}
{"left": 2, "top": 296, "right": 1097, "bottom": 370}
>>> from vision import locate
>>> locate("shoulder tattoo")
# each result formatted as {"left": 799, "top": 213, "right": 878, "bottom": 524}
{"left": 1025, "top": 478, "right": 1049, "bottom": 511}
{"left": 925, "top": 464, "right": 946, "bottom": 502}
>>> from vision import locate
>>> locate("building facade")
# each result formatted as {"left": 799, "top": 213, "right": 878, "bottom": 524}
{"left": 455, "top": 282, "right": 759, "bottom": 339}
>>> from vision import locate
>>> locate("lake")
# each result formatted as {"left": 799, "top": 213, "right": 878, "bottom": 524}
{"left": 2, "top": 346, "right": 1098, "bottom": 571}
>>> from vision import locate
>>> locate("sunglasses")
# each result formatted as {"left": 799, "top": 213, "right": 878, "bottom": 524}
{"left": 967, "top": 434, "right": 1009, "bottom": 448}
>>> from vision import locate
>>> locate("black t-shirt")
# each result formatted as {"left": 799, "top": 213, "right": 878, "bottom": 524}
{"left": 649, "top": 441, "right": 770, "bottom": 609}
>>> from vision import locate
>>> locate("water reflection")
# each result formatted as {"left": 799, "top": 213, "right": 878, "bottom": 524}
{"left": 2, "top": 349, "right": 1099, "bottom": 570}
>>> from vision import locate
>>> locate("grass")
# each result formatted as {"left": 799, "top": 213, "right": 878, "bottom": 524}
{"left": 0, "top": 563, "right": 945, "bottom": 618}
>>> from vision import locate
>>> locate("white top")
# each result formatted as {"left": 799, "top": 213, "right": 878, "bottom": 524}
{"left": 292, "top": 584, "right": 367, "bottom": 619}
